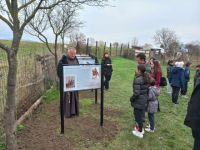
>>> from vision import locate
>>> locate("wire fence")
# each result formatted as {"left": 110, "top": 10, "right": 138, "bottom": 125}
{"left": 0, "top": 46, "right": 63, "bottom": 120}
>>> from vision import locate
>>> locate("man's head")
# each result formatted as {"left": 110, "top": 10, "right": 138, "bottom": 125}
{"left": 103, "top": 52, "right": 109, "bottom": 58}
{"left": 67, "top": 47, "right": 77, "bottom": 59}
{"left": 136, "top": 53, "right": 146, "bottom": 64}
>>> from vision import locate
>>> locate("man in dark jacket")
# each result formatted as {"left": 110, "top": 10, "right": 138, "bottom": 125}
{"left": 184, "top": 83, "right": 200, "bottom": 150}
{"left": 170, "top": 63, "right": 185, "bottom": 104}
{"left": 57, "top": 48, "right": 79, "bottom": 118}
{"left": 101, "top": 52, "right": 113, "bottom": 90}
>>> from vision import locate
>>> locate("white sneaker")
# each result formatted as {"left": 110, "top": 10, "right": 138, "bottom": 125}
{"left": 134, "top": 127, "right": 144, "bottom": 134}
{"left": 145, "top": 127, "right": 155, "bottom": 133}
{"left": 132, "top": 130, "right": 143, "bottom": 138}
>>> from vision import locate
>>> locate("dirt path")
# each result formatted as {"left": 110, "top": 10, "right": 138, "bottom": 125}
{"left": 17, "top": 100, "right": 121, "bottom": 150}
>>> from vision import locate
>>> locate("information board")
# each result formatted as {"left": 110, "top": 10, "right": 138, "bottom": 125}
{"left": 63, "top": 65, "right": 101, "bottom": 92}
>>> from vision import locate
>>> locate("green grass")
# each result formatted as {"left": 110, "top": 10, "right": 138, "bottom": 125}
{"left": 0, "top": 40, "right": 53, "bottom": 61}
{"left": 42, "top": 87, "right": 59, "bottom": 104}
{"left": 0, "top": 57, "right": 194, "bottom": 150}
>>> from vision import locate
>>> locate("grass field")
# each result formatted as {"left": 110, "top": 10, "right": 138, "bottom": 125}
{"left": 0, "top": 57, "right": 195, "bottom": 150}
{"left": 95, "top": 57, "right": 193, "bottom": 150}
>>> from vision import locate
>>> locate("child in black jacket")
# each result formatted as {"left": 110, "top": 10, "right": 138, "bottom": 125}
{"left": 131, "top": 64, "right": 149, "bottom": 138}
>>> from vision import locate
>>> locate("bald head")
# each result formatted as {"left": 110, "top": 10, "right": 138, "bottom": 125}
{"left": 67, "top": 47, "right": 77, "bottom": 59}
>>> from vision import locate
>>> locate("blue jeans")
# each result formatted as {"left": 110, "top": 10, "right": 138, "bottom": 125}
{"left": 148, "top": 113, "right": 155, "bottom": 130}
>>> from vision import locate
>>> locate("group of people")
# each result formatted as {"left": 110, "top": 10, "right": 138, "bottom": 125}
{"left": 57, "top": 48, "right": 200, "bottom": 150}
{"left": 130, "top": 53, "right": 162, "bottom": 138}
{"left": 130, "top": 53, "right": 200, "bottom": 150}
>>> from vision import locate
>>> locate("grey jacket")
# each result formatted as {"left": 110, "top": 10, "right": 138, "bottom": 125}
{"left": 132, "top": 75, "right": 148, "bottom": 110}
{"left": 147, "top": 86, "right": 160, "bottom": 113}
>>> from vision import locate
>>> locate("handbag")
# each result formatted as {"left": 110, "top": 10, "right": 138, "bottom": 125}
{"left": 130, "top": 95, "right": 137, "bottom": 107}
{"left": 160, "top": 77, "right": 167, "bottom": 87}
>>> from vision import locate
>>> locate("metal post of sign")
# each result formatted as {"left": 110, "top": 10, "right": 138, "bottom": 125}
{"left": 95, "top": 41, "right": 98, "bottom": 57}
{"left": 100, "top": 65, "right": 104, "bottom": 126}
{"left": 60, "top": 65, "right": 64, "bottom": 134}
{"left": 95, "top": 89, "right": 98, "bottom": 104}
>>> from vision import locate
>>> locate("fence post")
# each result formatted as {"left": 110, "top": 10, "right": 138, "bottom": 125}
{"left": 120, "top": 44, "right": 123, "bottom": 56}
{"left": 109, "top": 43, "right": 112, "bottom": 56}
{"left": 104, "top": 42, "right": 106, "bottom": 54}
{"left": 127, "top": 43, "right": 130, "bottom": 58}
{"left": 86, "top": 38, "right": 89, "bottom": 54}
{"left": 116, "top": 44, "right": 118, "bottom": 56}
{"left": 95, "top": 41, "right": 98, "bottom": 57}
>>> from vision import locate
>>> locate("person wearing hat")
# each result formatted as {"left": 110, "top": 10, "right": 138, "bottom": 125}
{"left": 170, "top": 60, "right": 185, "bottom": 104}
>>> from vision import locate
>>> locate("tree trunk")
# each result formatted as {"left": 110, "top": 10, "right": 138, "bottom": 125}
{"left": 4, "top": 28, "right": 22, "bottom": 149}
{"left": 61, "top": 36, "right": 65, "bottom": 53}
{"left": 54, "top": 35, "right": 59, "bottom": 88}
{"left": 4, "top": 50, "right": 18, "bottom": 150}
{"left": 54, "top": 35, "right": 58, "bottom": 69}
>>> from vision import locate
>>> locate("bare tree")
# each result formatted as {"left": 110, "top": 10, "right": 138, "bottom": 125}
{"left": 69, "top": 32, "right": 87, "bottom": 53}
{"left": 26, "top": 4, "right": 82, "bottom": 69}
{"left": 0, "top": 0, "right": 108, "bottom": 149}
{"left": 132, "top": 37, "right": 139, "bottom": 46}
{"left": 153, "top": 28, "right": 179, "bottom": 54}
{"left": 185, "top": 42, "right": 200, "bottom": 55}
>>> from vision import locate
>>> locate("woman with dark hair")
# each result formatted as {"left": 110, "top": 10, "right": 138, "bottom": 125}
{"left": 101, "top": 52, "right": 113, "bottom": 90}
{"left": 151, "top": 60, "right": 162, "bottom": 88}
{"left": 131, "top": 64, "right": 149, "bottom": 138}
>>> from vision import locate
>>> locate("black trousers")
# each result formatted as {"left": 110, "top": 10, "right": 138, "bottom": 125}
{"left": 134, "top": 108, "right": 145, "bottom": 132}
{"left": 181, "top": 81, "right": 188, "bottom": 95}
{"left": 172, "top": 86, "right": 180, "bottom": 104}
{"left": 192, "top": 129, "right": 200, "bottom": 150}
{"left": 104, "top": 75, "right": 112, "bottom": 89}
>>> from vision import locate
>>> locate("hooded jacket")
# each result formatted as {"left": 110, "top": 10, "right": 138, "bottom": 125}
{"left": 57, "top": 55, "right": 79, "bottom": 78}
{"left": 184, "top": 84, "right": 200, "bottom": 130}
{"left": 101, "top": 57, "right": 113, "bottom": 76}
{"left": 170, "top": 67, "right": 185, "bottom": 89}
{"left": 132, "top": 75, "right": 148, "bottom": 110}
{"left": 147, "top": 86, "right": 160, "bottom": 113}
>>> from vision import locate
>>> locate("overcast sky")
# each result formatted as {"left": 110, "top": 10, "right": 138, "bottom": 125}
{"left": 0, "top": 0, "right": 199, "bottom": 46}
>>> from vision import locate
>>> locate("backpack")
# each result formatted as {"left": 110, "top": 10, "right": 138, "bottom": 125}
{"left": 160, "top": 76, "right": 167, "bottom": 87}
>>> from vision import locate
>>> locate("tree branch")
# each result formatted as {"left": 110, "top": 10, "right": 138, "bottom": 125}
{"left": 39, "top": 0, "right": 66, "bottom": 9}
{"left": 20, "top": 0, "right": 44, "bottom": 31}
{"left": 5, "top": 0, "right": 11, "bottom": 13}
{"left": 18, "top": 0, "right": 37, "bottom": 12}
{"left": 0, "top": 14, "right": 13, "bottom": 30}
{"left": 0, "top": 42, "right": 10, "bottom": 52}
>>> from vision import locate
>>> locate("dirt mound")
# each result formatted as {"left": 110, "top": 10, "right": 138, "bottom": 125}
{"left": 17, "top": 102, "right": 120, "bottom": 150}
